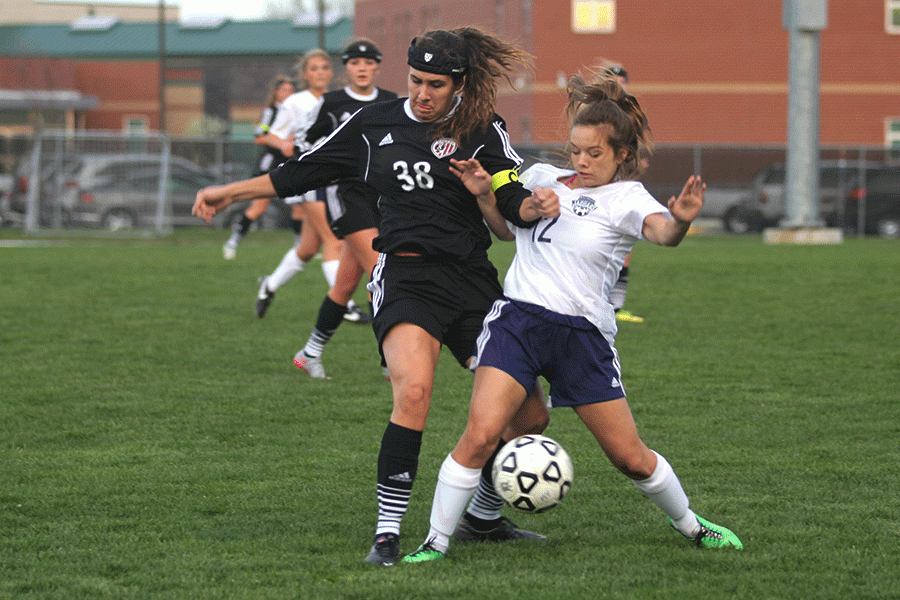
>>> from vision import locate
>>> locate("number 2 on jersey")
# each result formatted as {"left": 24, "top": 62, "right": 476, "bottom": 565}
{"left": 532, "top": 216, "right": 559, "bottom": 243}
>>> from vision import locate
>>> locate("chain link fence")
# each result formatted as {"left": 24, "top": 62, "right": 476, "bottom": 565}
{"left": 2, "top": 131, "right": 898, "bottom": 237}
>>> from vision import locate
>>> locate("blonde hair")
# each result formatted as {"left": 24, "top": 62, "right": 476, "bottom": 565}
{"left": 293, "top": 48, "right": 333, "bottom": 91}
{"left": 565, "top": 69, "right": 651, "bottom": 180}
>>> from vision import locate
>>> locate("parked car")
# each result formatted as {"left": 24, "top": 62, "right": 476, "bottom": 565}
{"left": 721, "top": 161, "right": 883, "bottom": 233}
{"left": 75, "top": 168, "right": 219, "bottom": 230}
{"left": 842, "top": 167, "right": 900, "bottom": 238}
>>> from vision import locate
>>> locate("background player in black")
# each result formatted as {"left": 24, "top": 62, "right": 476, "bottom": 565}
{"left": 192, "top": 28, "right": 559, "bottom": 567}
{"left": 222, "top": 75, "right": 299, "bottom": 260}
{"left": 293, "top": 40, "right": 398, "bottom": 378}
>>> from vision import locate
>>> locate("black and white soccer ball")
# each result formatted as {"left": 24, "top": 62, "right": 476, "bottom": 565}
{"left": 492, "top": 434, "right": 573, "bottom": 513}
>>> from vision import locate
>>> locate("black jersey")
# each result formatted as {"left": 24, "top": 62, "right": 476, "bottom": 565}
{"left": 270, "top": 98, "right": 535, "bottom": 262}
{"left": 254, "top": 103, "right": 283, "bottom": 175}
{"left": 306, "top": 87, "right": 398, "bottom": 144}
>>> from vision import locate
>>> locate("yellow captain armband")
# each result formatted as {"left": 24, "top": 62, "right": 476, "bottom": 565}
{"left": 490, "top": 169, "right": 519, "bottom": 192}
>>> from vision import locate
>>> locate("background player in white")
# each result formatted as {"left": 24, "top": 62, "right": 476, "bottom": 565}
{"left": 252, "top": 48, "right": 345, "bottom": 317}
{"left": 222, "top": 74, "right": 300, "bottom": 260}
{"left": 403, "top": 69, "right": 742, "bottom": 563}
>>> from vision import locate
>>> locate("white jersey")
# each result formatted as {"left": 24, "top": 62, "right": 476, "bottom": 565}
{"left": 269, "top": 90, "right": 323, "bottom": 151}
{"left": 505, "top": 163, "right": 669, "bottom": 342}
{"left": 268, "top": 90, "right": 324, "bottom": 203}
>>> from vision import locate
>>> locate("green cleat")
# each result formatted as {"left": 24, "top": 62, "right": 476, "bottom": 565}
{"left": 401, "top": 541, "right": 445, "bottom": 564}
{"left": 670, "top": 516, "right": 743, "bottom": 549}
{"left": 615, "top": 310, "right": 644, "bottom": 323}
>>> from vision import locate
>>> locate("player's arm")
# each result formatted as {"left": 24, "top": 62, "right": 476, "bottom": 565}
{"left": 518, "top": 188, "right": 560, "bottom": 222}
{"left": 192, "top": 174, "right": 276, "bottom": 223}
{"left": 450, "top": 158, "right": 514, "bottom": 240}
{"left": 304, "top": 103, "right": 334, "bottom": 145}
{"left": 642, "top": 175, "right": 704, "bottom": 246}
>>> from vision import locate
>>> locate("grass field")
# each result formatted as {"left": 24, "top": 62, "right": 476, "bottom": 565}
{"left": 1, "top": 228, "right": 898, "bottom": 600}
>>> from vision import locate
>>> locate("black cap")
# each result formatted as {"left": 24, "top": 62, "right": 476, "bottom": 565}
{"left": 341, "top": 41, "right": 383, "bottom": 64}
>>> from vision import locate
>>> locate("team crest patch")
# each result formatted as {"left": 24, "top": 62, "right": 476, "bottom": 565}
{"left": 572, "top": 196, "right": 597, "bottom": 216}
{"left": 430, "top": 138, "right": 458, "bottom": 159}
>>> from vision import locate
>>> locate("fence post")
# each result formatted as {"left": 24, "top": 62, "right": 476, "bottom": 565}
{"left": 155, "top": 132, "right": 173, "bottom": 236}
{"left": 856, "top": 148, "right": 866, "bottom": 237}
{"left": 24, "top": 132, "right": 42, "bottom": 233}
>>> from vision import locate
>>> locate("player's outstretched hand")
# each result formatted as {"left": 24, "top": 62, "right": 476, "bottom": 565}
{"left": 192, "top": 186, "right": 230, "bottom": 223}
{"left": 449, "top": 158, "right": 492, "bottom": 198}
{"left": 668, "top": 175, "right": 705, "bottom": 224}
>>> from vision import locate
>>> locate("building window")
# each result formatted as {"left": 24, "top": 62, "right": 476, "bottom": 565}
{"left": 572, "top": 0, "right": 615, "bottom": 34}
{"left": 888, "top": 1, "right": 900, "bottom": 33}
{"left": 124, "top": 116, "right": 148, "bottom": 134}
{"left": 887, "top": 119, "right": 900, "bottom": 159}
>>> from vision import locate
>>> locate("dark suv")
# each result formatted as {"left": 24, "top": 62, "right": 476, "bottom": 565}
{"left": 722, "top": 161, "right": 884, "bottom": 233}
{"left": 842, "top": 167, "right": 900, "bottom": 238}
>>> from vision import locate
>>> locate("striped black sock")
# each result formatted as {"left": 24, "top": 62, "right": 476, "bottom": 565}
{"left": 375, "top": 422, "right": 422, "bottom": 536}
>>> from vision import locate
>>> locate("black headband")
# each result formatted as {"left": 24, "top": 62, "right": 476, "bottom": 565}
{"left": 342, "top": 42, "right": 382, "bottom": 64}
{"left": 407, "top": 37, "right": 468, "bottom": 76}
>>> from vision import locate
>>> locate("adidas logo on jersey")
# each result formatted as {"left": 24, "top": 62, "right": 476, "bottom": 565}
{"left": 388, "top": 471, "right": 412, "bottom": 483}
{"left": 610, "top": 377, "right": 622, "bottom": 389}
{"left": 379, "top": 133, "right": 394, "bottom": 146}
{"left": 339, "top": 111, "right": 353, "bottom": 122}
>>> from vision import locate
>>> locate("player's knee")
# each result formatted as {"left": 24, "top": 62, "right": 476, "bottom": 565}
{"left": 610, "top": 445, "right": 654, "bottom": 480}
{"left": 461, "top": 425, "right": 503, "bottom": 461}
{"left": 394, "top": 382, "right": 432, "bottom": 421}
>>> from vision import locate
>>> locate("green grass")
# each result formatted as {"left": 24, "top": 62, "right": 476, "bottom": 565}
{"left": 1, "top": 229, "right": 898, "bottom": 600}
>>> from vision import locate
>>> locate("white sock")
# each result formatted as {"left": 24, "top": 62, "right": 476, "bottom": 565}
{"left": 426, "top": 454, "right": 482, "bottom": 554}
{"left": 321, "top": 259, "right": 339, "bottom": 288}
{"left": 632, "top": 451, "right": 700, "bottom": 538}
{"left": 267, "top": 247, "right": 306, "bottom": 291}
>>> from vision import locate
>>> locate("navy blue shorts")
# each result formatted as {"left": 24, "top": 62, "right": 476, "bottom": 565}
{"left": 473, "top": 298, "right": 626, "bottom": 407}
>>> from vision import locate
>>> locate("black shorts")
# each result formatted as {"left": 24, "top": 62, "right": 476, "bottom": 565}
{"left": 367, "top": 253, "right": 503, "bottom": 367}
{"left": 325, "top": 180, "right": 380, "bottom": 239}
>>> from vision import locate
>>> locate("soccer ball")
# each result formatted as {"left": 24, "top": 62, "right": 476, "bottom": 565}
{"left": 492, "top": 434, "right": 573, "bottom": 513}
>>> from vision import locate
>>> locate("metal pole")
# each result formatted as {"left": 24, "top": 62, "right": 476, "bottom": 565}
{"left": 317, "top": 0, "right": 326, "bottom": 50}
{"left": 782, "top": 0, "right": 827, "bottom": 228}
{"left": 158, "top": 0, "right": 166, "bottom": 133}
{"left": 24, "top": 132, "right": 42, "bottom": 233}
{"left": 155, "top": 133, "right": 172, "bottom": 235}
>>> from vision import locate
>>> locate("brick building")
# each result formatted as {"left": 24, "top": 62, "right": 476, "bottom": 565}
{"left": 0, "top": 16, "right": 354, "bottom": 138}
{"left": 354, "top": 0, "right": 900, "bottom": 150}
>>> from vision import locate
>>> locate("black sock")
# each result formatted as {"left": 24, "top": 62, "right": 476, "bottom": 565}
{"left": 375, "top": 422, "right": 423, "bottom": 534}
{"left": 315, "top": 295, "right": 347, "bottom": 334}
{"left": 462, "top": 442, "right": 505, "bottom": 528}
{"left": 237, "top": 214, "right": 253, "bottom": 236}
{"left": 305, "top": 296, "right": 347, "bottom": 357}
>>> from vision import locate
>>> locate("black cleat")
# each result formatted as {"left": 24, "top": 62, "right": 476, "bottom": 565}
{"left": 363, "top": 533, "right": 400, "bottom": 567}
{"left": 255, "top": 277, "right": 275, "bottom": 318}
{"left": 453, "top": 515, "right": 547, "bottom": 543}
{"left": 343, "top": 303, "right": 373, "bottom": 323}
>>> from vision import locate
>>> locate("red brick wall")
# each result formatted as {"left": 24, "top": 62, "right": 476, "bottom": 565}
{"left": 355, "top": 0, "right": 900, "bottom": 146}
